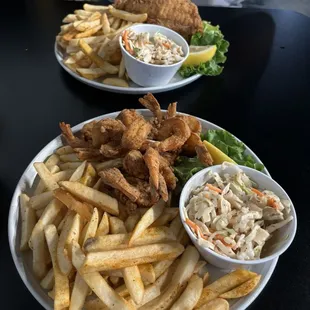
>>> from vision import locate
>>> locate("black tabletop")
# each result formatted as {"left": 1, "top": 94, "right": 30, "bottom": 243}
{"left": 1, "top": 0, "right": 310, "bottom": 308}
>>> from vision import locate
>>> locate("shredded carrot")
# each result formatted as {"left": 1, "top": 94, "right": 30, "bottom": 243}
{"left": 251, "top": 188, "right": 264, "bottom": 197}
{"left": 122, "top": 30, "right": 133, "bottom": 54}
{"left": 207, "top": 184, "right": 222, "bottom": 194}
{"left": 185, "top": 219, "right": 200, "bottom": 235}
{"left": 267, "top": 198, "right": 279, "bottom": 210}
{"left": 214, "top": 234, "right": 233, "bottom": 248}
{"left": 163, "top": 42, "right": 171, "bottom": 49}
{"left": 205, "top": 193, "right": 210, "bottom": 199}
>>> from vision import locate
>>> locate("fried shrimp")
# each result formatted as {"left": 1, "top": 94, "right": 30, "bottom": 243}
{"left": 157, "top": 118, "right": 191, "bottom": 152}
{"left": 81, "top": 120, "right": 96, "bottom": 141}
{"left": 99, "top": 168, "right": 141, "bottom": 202}
{"left": 121, "top": 117, "right": 152, "bottom": 150}
{"left": 158, "top": 173, "right": 169, "bottom": 202}
{"left": 123, "top": 150, "right": 148, "bottom": 179}
{"left": 166, "top": 102, "right": 177, "bottom": 119}
{"left": 182, "top": 132, "right": 201, "bottom": 157}
{"left": 195, "top": 142, "right": 213, "bottom": 166}
{"left": 116, "top": 109, "right": 142, "bottom": 127}
{"left": 139, "top": 93, "right": 163, "bottom": 123}
{"left": 74, "top": 148, "right": 104, "bottom": 161}
{"left": 176, "top": 114, "right": 202, "bottom": 134}
{"left": 59, "top": 122, "right": 90, "bottom": 148}
{"left": 100, "top": 141, "right": 124, "bottom": 158}
{"left": 144, "top": 147, "right": 160, "bottom": 190}
{"left": 100, "top": 119, "right": 126, "bottom": 142}
{"left": 161, "top": 166, "right": 177, "bottom": 190}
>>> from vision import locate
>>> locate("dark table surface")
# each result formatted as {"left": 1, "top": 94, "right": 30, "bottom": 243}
{"left": 1, "top": 0, "right": 310, "bottom": 309}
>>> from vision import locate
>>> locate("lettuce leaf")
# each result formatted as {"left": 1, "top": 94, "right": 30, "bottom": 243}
{"left": 173, "top": 156, "right": 206, "bottom": 186}
{"left": 179, "top": 21, "right": 229, "bottom": 78}
{"left": 201, "top": 130, "right": 264, "bottom": 171}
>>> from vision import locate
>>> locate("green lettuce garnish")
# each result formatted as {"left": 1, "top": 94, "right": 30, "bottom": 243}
{"left": 179, "top": 21, "right": 229, "bottom": 77}
{"left": 173, "top": 156, "right": 206, "bottom": 186}
{"left": 201, "top": 130, "right": 264, "bottom": 171}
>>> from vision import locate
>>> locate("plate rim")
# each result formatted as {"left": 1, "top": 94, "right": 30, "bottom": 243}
{"left": 54, "top": 43, "right": 202, "bottom": 94}
{"left": 8, "top": 109, "right": 276, "bottom": 310}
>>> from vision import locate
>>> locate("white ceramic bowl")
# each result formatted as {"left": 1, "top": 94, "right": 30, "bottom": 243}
{"left": 119, "top": 24, "right": 189, "bottom": 87}
{"left": 180, "top": 164, "right": 297, "bottom": 269}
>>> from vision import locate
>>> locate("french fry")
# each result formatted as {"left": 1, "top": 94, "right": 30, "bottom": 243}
{"left": 60, "top": 153, "right": 81, "bottom": 162}
{"left": 29, "top": 191, "right": 54, "bottom": 210}
{"left": 60, "top": 23, "right": 74, "bottom": 33}
{"left": 196, "top": 269, "right": 257, "bottom": 308}
{"left": 79, "top": 163, "right": 97, "bottom": 186}
{"left": 40, "top": 268, "right": 55, "bottom": 290}
{"left": 96, "top": 211, "right": 109, "bottom": 236}
{"left": 139, "top": 263, "right": 156, "bottom": 284}
{"left": 193, "top": 261, "right": 207, "bottom": 275}
{"left": 70, "top": 273, "right": 89, "bottom": 310}
{"left": 81, "top": 208, "right": 99, "bottom": 246}
{"left": 118, "top": 56, "right": 125, "bottom": 78}
{"left": 171, "top": 246, "right": 200, "bottom": 286}
{"left": 34, "top": 162, "right": 59, "bottom": 191}
{"left": 45, "top": 154, "right": 61, "bottom": 167}
{"left": 129, "top": 199, "right": 165, "bottom": 245}
{"left": 76, "top": 25, "right": 102, "bottom": 39}
{"left": 102, "top": 77, "right": 129, "bottom": 88}
{"left": 101, "top": 13, "right": 110, "bottom": 34}
{"left": 20, "top": 194, "right": 36, "bottom": 251}
{"left": 72, "top": 241, "right": 129, "bottom": 309}
{"left": 139, "top": 281, "right": 186, "bottom": 310}
{"left": 170, "top": 274, "right": 203, "bottom": 310}
{"left": 109, "top": 6, "right": 148, "bottom": 23}
{"left": 95, "top": 158, "right": 123, "bottom": 171}
{"left": 92, "top": 178, "right": 101, "bottom": 190}
{"left": 35, "top": 208, "right": 45, "bottom": 219}
{"left": 88, "top": 11, "right": 102, "bottom": 21}
{"left": 74, "top": 9, "right": 92, "bottom": 17}
{"left": 63, "top": 14, "right": 78, "bottom": 23}
{"left": 109, "top": 216, "right": 127, "bottom": 234}
{"left": 60, "top": 181, "right": 119, "bottom": 215}
{"left": 84, "top": 226, "right": 176, "bottom": 252}
{"left": 81, "top": 242, "right": 184, "bottom": 273}
{"left": 66, "top": 213, "right": 83, "bottom": 259}
{"left": 84, "top": 298, "right": 106, "bottom": 310}
{"left": 76, "top": 68, "right": 106, "bottom": 80}
{"left": 53, "top": 169, "right": 75, "bottom": 182}
{"left": 74, "top": 19, "right": 101, "bottom": 32}
{"left": 69, "top": 160, "right": 87, "bottom": 182}
{"left": 84, "top": 3, "right": 109, "bottom": 12}
{"left": 56, "top": 145, "right": 74, "bottom": 155}
{"left": 203, "top": 272, "right": 210, "bottom": 286}
{"left": 121, "top": 20, "right": 127, "bottom": 28}
{"left": 57, "top": 210, "right": 71, "bottom": 232}
{"left": 109, "top": 276, "right": 121, "bottom": 287}
{"left": 219, "top": 275, "right": 261, "bottom": 299}
{"left": 60, "top": 162, "right": 82, "bottom": 171}
{"left": 169, "top": 215, "right": 182, "bottom": 237}
{"left": 45, "top": 225, "right": 70, "bottom": 310}
{"left": 108, "top": 16, "right": 115, "bottom": 25}
{"left": 54, "top": 188, "right": 92, "bottom": 221}
{"left": 57, "top": 211, "right": 75, "bottom": 275}
{"left": 69, "top": 35, "right": 107, "bottom": 47}
{"left": 124, "top": 213, "right": 140, "bottom": 233}
{"left": 111, "top": 18, "right": 121, "bottom": 30}
{"left": 63, "top": 30, "right": 79, "bottom": 41}
{"left": 34, "top": 165, "right": 60, "bottom": 195}
{"left": 123, "top": 266, "right": 144, "bottom": 304}
{"left": 79, "top": 39, "right": 118, "bottom": 74}
{"left": 196, "top": 298, "right": 229, "bottom": 310}
{"left": 152, "top": 259, "right": 175, "bottom": 281}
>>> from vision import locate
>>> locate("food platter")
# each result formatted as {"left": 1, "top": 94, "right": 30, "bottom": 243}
{"left": 55, "top": 44, "right": 202, "bottom": 94}
{"left": 8, "top": 110, "right": 277, "bottom": 310}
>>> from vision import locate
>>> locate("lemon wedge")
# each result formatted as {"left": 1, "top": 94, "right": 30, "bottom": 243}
{"left": 183, "top": 45, "right": 217, "bottom": 66}
{"left": 203, "top": 140, "right": 236, "bottom": 165}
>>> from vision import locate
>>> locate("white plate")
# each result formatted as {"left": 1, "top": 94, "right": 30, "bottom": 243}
{"left": 55, "top": 43, "right": 202, "bottom": 94}
{"left": 8, "top": 110, "right": 277, "bottom": 310}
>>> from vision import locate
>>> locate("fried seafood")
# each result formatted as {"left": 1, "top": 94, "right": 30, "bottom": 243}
{"left": 139, "top": 93, "right": 163, "bottom": 123}
{"left": 123, "top": 150, "right": 148, "bottom": 179}
{"left": 99, "top": 168, "right": 140, "bottom": 202}
{"left": 116, "top": 109, "right": 142, "bottom": 127}
{"left": 157, "top": 118, "right": 191, "bottom": 152}
{"left": 121, "top": 117, "right": 152, "bottom": 150}
{"left": 60, "top": 93, "right": 214, "bottom": 212}
{"left": 144, "top": 147, "right": 160, "bottom": 190}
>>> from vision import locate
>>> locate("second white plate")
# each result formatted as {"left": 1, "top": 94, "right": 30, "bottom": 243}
{"left": 55, "top": 43, "right": 202, "bottom": 94}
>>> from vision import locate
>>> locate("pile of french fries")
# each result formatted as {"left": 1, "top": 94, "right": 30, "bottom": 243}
{"left": 56, "top": 3, "right": 148, "bottom": 87}
{"left": 20, "top": 144, "right": 261, "bottom": 310}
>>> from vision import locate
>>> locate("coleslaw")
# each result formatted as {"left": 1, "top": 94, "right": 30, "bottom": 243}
{"left": 184, "top": 164, "right": 293, "bottom": 260}
{"left": 122, "top": 30, "right": 184, "bottom": 65}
